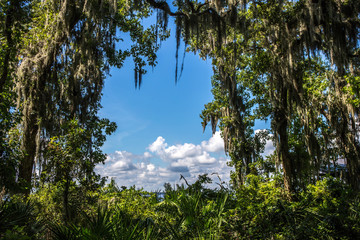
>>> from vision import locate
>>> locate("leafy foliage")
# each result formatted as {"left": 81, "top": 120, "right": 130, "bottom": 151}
{"left": 2, "top": 175, "right": 360, "bottom": 239}
{"left": 1, "top": 1, "right": 360, "bottom": 239}
{"left": 0, "top": 197, "right": 42, "bottom": 239}
{"left": 0, "top": 0, "right": 168, "bottom": 195}
{"left": 149, "top": 0, "right": 360, "bottom": 194}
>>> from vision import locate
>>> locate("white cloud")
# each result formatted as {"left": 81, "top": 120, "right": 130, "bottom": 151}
{"left": 165, "top": 143, "right": 202, "bottom": 160}
{"left": 147, "top": 163, "right": 155, "bottom": 172}
{"left": 196, "top": 152, "right": 217, "bottom": 164}
{"left": 99, "top": 151, "right": 138, "bottom": 175}
{"left": 201, "top": 131, "right": 224, "bottom": 152}
{"left": 143, "top": 152, "right": 152, "bottom": 158}
{"left": 148, "top": 136, "right": 167, "bottom": 153}
{"left": 95, "top": 130, "right": 281, "bottom": 190}
{"left": 147, "top": 135, "right": 219, "bottom": 172}
{"left": 96, "top": 132, "right": 232, "bottom": 191}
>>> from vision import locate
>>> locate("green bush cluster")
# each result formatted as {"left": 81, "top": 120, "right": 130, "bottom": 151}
{"left": 226, "top": 176, "right": 360, "bottom": 239}
{"left": 1, "top": 175, "right": 359, "bottom": 239}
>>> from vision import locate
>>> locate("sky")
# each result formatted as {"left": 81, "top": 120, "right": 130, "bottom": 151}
{"left": 97, "top": 15, "right": 274, "bottom": 191}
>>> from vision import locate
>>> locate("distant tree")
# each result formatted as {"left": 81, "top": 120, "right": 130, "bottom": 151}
{"left": 42, "top": 119, "right": 116, "bottom": 220}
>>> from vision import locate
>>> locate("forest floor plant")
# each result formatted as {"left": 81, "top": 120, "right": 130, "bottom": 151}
{"left": 1, "top": 175, "right": 359, "bottom": 239}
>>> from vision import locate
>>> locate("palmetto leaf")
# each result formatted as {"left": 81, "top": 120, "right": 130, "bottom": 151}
{"left": 48, "top": 222, "right": 81, "bottom": 240}
{"left": 0, "top": 200, "right": 34, "bottom": 234}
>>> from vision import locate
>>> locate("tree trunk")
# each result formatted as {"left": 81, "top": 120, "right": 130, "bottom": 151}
{"left": 347, "top": 156, "right": 360, "bottom": 191}
{"left": 16, "top": 1, "right": 82, "bottom": 196}
{"left": 344, "top": 138, "right": 360, "bottom": 191}
{"left": 335, "top": 110, "right": 360, "bottom": 191}
{"left": 278, "top": 118, "right": 294, "bottom": 194}
{"left": 63, "top": 172, "right": 70, "bottom": 221}
{"left": 274, "top": 86, "right": 295, "bottom": 196}
{"left": 18, "top": 110, "right": 38, "bottom": 196}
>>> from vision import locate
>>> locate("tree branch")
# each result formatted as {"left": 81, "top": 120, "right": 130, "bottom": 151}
{"left": 146, "top": 0, "right": 185, "bottom": 17}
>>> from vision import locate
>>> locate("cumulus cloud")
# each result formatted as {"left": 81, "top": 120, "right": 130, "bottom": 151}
{"left": 148, "top": 136, "right": 167, "bottom": 153}
{"left": 96, "top": 131, "right": 232, "bottom": 191}
{"left": 168, "top": 165, "right": 190, "bottom": 173}
{"left": 165, "top": 143, "right": 202, "bottom": 160}
{"left": 201, "top": 131, "right": 224, "bottom": 152}
{"left": 112, "top": 160, "right": 136, "bottom": 171}
{"left": 95, "top": 130, "right": 281, "bottom": 190}
{"left": 100, "top": 151, "right": 138, "bottom": 176}
{"left": 143, "top": 152, "right": 152, "bottom": 158}
{"left": 147, "top": 134, "right": 219, "bottom": 169}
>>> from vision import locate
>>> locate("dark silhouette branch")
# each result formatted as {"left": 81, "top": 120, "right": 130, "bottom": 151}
{"left": 146, "top": 0, "right": 186, "bottom": 17}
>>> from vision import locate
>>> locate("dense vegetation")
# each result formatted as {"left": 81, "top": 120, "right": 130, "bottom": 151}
{"left": 1, "top": 175, "right": 360, "bottom": 239}
{"left": 149, "top": 0, "right": 360, "bottom": 194}
{"left": 1, "top": 0, "right": 360, "bottom": 239}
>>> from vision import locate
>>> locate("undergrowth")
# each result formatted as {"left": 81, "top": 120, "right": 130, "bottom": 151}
{"left": 1, "top": 175, "right": 359, "bottom": 239}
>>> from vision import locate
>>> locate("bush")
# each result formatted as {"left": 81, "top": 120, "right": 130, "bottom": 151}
{"left": 225, "top": 176, "right": 360, "bottom": 239}
{"left": 2, "top": 175, "right": 359, "bottom": 239}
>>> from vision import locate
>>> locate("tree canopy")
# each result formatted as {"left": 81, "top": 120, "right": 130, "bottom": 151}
{"left": 0, "top": 0, "right": 166, "bottom": 195}
{"left": 148, "top": 0, "right": 360, "bottom": 194}
{"left": 1, "top": 0, "right": 359, "bottom": 199}
{"left": 1, "top": 1, "right": 360, "bottom": 239}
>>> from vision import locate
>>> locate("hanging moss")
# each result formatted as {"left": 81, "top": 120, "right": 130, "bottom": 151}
{"left": 149, "top": 0, "right": 360, "bottom": 192}
{"left": 12, "top": 0, "right": 162, "bottom": 193}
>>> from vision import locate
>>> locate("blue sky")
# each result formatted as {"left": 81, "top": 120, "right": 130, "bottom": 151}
{"left": 97, "top": 15, "right": 274, "bottom": 191}
{"left": 99, "top": 37, "right": 215, "bottom": 155}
